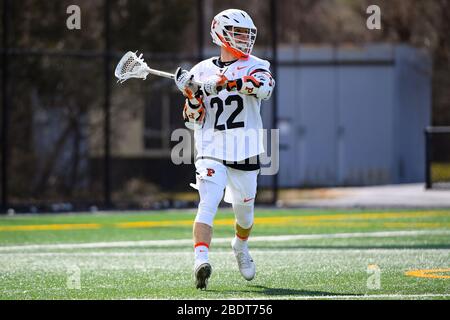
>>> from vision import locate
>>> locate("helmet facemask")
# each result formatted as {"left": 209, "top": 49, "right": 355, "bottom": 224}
{"left": 223, "top": 26, "right": 257, "bottom": 56}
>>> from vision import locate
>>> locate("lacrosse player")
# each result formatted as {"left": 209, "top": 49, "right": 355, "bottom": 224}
{"left": 174, "top": 9, "right": 275, "bottom": 290}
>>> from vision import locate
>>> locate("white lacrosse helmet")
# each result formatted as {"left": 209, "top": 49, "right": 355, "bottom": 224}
{"left": 210, "top": 9, "right": 257, "bottom": 59}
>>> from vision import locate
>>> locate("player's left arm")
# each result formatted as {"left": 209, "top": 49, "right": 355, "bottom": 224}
{"left": 226, "top": 68, "right": 275, "bottom": 100}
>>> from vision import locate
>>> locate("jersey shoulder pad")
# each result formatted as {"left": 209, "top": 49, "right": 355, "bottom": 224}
{"left": 190, "top": 57, "right": 218, "bottom": 77}
{"left": 246, "top": 55, "right": 271, "bottom": 75}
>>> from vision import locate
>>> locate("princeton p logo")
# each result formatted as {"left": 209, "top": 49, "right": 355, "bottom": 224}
{"left": 206, "top": 168, "right": 215, "bottom": 177}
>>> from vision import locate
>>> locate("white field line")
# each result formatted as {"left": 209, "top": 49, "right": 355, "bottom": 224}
{"left": 0, "top": 229, "right": 449, "bottom": 252}
{"left": 127, "top": 294, "right": 450, "bottom": 300}
{"left": 2, "top": 248, "right": 450, "bottom": 257}
{"left": 3, "top": 291, "right": 449, "bottom": 300}
{"left": 293, "top": 293, "right": 450, "bottom": 300}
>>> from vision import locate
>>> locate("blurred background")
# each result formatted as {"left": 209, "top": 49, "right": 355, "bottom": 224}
{"left": 0, "top": 0, "right": 449, "bottom": 213}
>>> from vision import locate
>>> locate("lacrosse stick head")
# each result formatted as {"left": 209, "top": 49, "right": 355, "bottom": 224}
{"left": 115, "top": 51, "right": 150, "bottom": 84}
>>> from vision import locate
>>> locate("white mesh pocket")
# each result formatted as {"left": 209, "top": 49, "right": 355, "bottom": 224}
{"left": 115, "top": 51, "right": 149, "bottom": 83}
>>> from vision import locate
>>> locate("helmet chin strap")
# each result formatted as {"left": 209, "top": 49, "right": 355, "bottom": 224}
{"left": 217, "top": 33, "right": 249, "bottom": 60}
{"left": 221, "top": 47, "right": 240, "bottom": 62}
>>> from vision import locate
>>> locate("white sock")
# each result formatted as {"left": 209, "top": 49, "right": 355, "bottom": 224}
{"left": 232, "top": 235, "right": 248, "bottom": 251}
{"left": 194, "top": 244, "right": 209, "bottom": 263}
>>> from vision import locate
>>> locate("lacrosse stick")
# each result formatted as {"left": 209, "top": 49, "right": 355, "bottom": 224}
{"left": 114, "top": 51, "right": 202, "bottom": 87}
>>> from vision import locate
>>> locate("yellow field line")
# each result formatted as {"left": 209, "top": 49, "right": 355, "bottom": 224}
{"left": 117, "top": 211, "right": 449, "bottom": 229}
{"left": 116, "top": 219, "right": 375, "bottom": 229}
{"left": 405, "top": 269, "right": 450, "bottom": 279}
{"left": 117, "top": 220, "right": 194, "bottom": 228}
{"left": 0, "top": 210, "right": 448, "bottom": 231}
{"left": 252, "top": 211, "right": 449, "bottom": 223}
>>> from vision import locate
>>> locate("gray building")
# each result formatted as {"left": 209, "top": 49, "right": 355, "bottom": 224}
{"left": 259, "top": 44, "right": 432, "bottom": 188}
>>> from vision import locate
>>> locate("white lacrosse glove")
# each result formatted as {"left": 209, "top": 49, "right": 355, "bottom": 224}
{"left": 226, "top": 73, "right": 275, "bottom": 100}
{"left": 174, "top": 67, "right": 200, "bottom": 99}
{"left": 175, "top": 67, "right": 206, "bottom": 130}
{"left": 202, "top": 75, "right": 228, "bottom": 96}
{"left": 183, "top": 98, "right": 206, "bottom": 130}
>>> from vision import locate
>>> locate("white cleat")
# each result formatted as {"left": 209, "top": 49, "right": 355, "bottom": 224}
{"left": 231, "top": 238, "right": 256, "bottom": 281}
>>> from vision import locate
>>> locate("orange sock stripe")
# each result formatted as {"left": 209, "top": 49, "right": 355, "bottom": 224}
{"left": 236, "top": 233, "right": 249, "bottom": 241}
{"left": 194, "top": 242, "right": 209, "bottom": 249}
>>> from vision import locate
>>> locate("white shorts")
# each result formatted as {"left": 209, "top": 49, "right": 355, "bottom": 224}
{"left": 192, "top": 159, "right": 259, "bottom": 206}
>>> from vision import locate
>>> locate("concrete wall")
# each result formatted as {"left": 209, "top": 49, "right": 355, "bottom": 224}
{"left": 259, "top": 44, "right": 432, "bottom": 188}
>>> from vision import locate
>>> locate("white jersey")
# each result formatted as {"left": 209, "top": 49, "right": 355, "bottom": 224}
{"left": 190, "top": 55, "right": 271, "bottom": 162}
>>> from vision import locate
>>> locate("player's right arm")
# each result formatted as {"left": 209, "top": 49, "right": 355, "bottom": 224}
{"left": 174, "top": 67, "right": 206, "bottom": 130}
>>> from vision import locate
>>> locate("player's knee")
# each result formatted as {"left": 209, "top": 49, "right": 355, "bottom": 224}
{"left": 236, "top": 216, "right": 254, "bottom": 230}
{"left": 233, "top": 204, "right": 254, "bottom": 229}
{"left": 195, "top": 180, "right": 224, "bottom": 227}
{"left": 195, "top": 202, "right": 217, "bottom": 227}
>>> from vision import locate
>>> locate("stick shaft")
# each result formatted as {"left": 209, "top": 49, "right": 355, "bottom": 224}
{"left": 147, "top": 67, "right": 202, "bottom": 86}
{"left": 147, "top": 68, "right": 175, "bottom": 80}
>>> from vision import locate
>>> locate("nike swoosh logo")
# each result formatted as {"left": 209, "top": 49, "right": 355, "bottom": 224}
{"left": 237, "top": 66, "right": 246, "bottom": 70}
{"left": 243, "top": 198, "right": 254, "bottom": 203}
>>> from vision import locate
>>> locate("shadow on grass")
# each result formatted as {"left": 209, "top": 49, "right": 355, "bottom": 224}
{"left": 251, "top": 245, "right": 450, "bottom": 250}
{"left": 208, "top": 285, "right": 361, "bottom": 297}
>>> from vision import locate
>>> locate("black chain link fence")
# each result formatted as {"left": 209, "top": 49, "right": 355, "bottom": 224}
{"left": 0, "top": 0, "right": 278, "bottom": 213}
{"left": 425, "top": 127, "right": 450, "bottom": 189}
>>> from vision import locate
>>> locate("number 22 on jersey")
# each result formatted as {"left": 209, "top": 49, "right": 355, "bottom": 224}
{"left": 210, "top": 95, "right": 245, "bottom": 131}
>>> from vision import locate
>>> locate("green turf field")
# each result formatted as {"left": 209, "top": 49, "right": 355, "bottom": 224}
{"left": 0, "top": 208, "right": 449, "bottom": 300}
